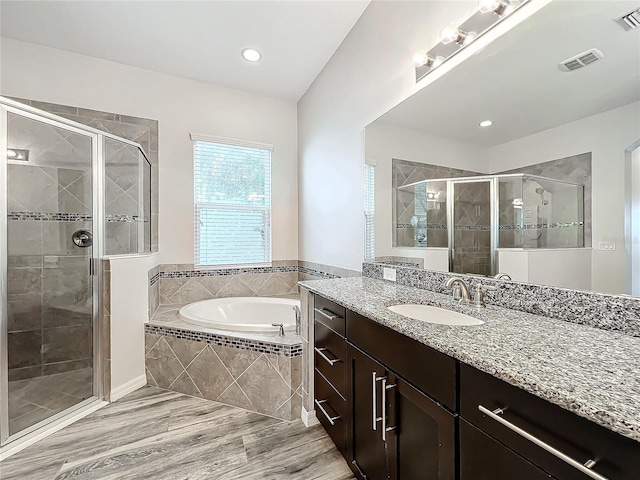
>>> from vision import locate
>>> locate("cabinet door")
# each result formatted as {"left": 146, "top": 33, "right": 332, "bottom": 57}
{"left": 460, "top": 419, "right": 555, "bottom": 480}
{"left": 349, "top": 344, "right": 388, "bottom": 480}
{"left": 386, "top": 373, "right": 456, "bottom": 480}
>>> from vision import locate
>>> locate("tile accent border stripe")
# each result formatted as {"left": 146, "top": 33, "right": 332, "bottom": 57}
{"left": 362, "top": 262, "right": 640, "bottom": 337}
{"left": 145, "top": 324, "right": 303, "bottom": 357}
{"left": 8, "top": 212, "right": 148, "bottom": 223}
{"left": 159, "top": 265, "right": 339, "bottom": 280}
{"left": 8, "top": 212, "right": 93, "bottom": 221}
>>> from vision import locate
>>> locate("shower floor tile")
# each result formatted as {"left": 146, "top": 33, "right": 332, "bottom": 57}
{"left": 7, "top": 368, "right": 93, "bottom": 436}
{"left": 0, "top": 385, "right": 355, "bottom": 480}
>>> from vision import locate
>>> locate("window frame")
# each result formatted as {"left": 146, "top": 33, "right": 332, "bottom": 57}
{"left": 191, "top": 133, "right": 273, "bottom": 269}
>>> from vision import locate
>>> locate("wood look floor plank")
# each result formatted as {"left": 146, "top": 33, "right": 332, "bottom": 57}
{"left": 0, "top": 386, "right": 355, "bottom": 480}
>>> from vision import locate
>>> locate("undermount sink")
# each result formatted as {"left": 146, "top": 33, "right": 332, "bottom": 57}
{"left": 387, "top": 304, "right": 484, "bottom": 326}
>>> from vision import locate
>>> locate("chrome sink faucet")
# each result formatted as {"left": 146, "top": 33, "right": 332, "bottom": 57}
{"left": 445, "top": 277, "right": 497, "bottom": 307}
{"left": 445, "top": 277, "right": 471, "bottom": 302}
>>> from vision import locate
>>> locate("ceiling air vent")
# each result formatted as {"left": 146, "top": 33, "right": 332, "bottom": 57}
{"left": 558, "top": 49, "right": 604, "bottom": 72}
{"left": 615, "top": 7, "right": 640, "bottom": 31}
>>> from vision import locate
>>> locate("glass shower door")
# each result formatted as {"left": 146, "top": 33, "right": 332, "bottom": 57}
{"left": 2, "top": 109, "right": 96, "bottom": 442}
{"left": 450, "top": 180, "right": 495, "bottom": 276}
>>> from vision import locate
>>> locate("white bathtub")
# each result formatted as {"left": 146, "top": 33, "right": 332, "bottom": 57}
{"left": 178, "top": 297, "right": 300, "bottom": 333}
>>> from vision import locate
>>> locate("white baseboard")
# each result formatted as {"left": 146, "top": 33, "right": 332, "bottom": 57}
{"left": 110, "top": 374, "right": 147, "bottom": 401}
{"left": 301, "top": 407, "right": 319, "bottom": 427}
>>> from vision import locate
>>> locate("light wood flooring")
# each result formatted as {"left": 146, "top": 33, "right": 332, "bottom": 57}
{"left": 0, "top": 386, "right": 354, "bottom": 480}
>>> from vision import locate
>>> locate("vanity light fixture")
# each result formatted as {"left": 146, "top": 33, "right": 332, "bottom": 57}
{"left": 439, "top": 25, "right": 475, "bottom": 46}
{"left": 478, "top": 0, "right": 515, "bottom": 17}
{"left": 479, "top": 120, "right": 493, "bottom": 127}
{"left": 413, "top": 52, "right": 445, "bottom": 69}
{"left": 241, "top": 48, "right": 262, "bottom": 62}
{"left": 414, "top": 0, "right": 530, "bottom": 83}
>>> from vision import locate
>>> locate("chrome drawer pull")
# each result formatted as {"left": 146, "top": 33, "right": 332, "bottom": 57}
{"left": 372, "top": 372, "right": 384, "bottom": 430}
{"left": 381, "top": 379, "right": 396, "bottom": 441}
{"left": 315, "top": 399, "right": 340, "bottom": 426}
{"left": 314, "top": 347, "right": 340, "bottom": 366}
{"left": 314, "top": 308, "right": 339, "bottom": 321}
{"left": 478, "top": 405, "right": 609, "bottom": 480}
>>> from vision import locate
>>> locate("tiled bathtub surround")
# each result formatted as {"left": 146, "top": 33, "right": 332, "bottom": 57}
{"left": 362, "top": 262, "right": 640, "bottom": 337}
{"left": 155, "top": 261, "right": 359, "bottom": 305}
{"left": 145, "top": 327, "right": 302, "bottom": 421}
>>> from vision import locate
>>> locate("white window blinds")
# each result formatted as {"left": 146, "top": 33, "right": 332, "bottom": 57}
{"left": 364, "top": 163, "right": 375, "bottom": 259}
{"left": 193, "top": 136, "right": 272, "bottom": 267}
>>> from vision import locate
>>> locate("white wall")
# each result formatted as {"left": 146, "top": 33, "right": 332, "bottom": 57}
{"left": 630, "top": 146, "right": 640, "bottom": 297}
{"left": 298, "top": 1, "right": 481, "bottom": 271}
{"left": 0, "top": 38, "right": 299, "bottom": 265}
{"left": 365, "top": 121, "right": 490, "bottom": 261}
{"left": 109, "top": 254, "right": 159, "bottom": 395}
{"left": 489, "top": 102, "right": 640, "bottom": 294}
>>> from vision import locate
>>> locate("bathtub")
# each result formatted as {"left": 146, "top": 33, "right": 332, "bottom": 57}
{"left": 178, "top": 297, "right": 300, "bottom": 333}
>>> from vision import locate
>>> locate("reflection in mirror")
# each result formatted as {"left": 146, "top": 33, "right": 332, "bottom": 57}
{"left": 365, "top": 1, "right": 640, "bottom": 296}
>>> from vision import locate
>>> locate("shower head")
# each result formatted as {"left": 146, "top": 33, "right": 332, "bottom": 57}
{"left": 534, "top": 187, "right": 549, "bottom": 205}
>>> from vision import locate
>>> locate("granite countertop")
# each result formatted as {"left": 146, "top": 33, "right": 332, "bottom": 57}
{"left": 299, "top": 276, "right": 640, "bottom": 442}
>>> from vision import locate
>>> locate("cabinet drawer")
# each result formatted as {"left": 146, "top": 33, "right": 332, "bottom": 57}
{"left": 461, "top": 363, "right": 640, "bottom": 480}
{"left": 314, "top": 319, "right": 346, "bottom": 398}
{"left": 347, "top": 310, "right": 456, "bottom": 410}
{"left": 315, "top": 368, "right": 347, "bottom": 456}
{"left": 314, "top": 295, "right": 346, "bottom": 336}
{"left": 460, "top": 419, "right": 555, "bottom": 480}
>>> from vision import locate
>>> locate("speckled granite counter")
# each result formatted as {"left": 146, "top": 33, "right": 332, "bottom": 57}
{"left": 299, "top": 277, "right": 640, "bottom": 442}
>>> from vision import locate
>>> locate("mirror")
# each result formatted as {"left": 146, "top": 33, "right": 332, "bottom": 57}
{"left": 365, "top": 0, "right": 640, "bottom": 296}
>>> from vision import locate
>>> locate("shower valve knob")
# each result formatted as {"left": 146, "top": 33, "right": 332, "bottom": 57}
{"left": 72, "top": 229, "right": 93, "bottom": 247}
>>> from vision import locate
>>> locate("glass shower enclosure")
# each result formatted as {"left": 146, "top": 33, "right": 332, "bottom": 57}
{"left": 395, "top": 174, "right": 584, "bottom": 276}
{"left": 0, "top": 97, "right": 151, "bottom": 449}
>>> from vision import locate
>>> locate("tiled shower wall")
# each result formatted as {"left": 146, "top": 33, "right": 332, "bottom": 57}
{"left": 498, "top": 152, "right": 592, "bottom": 247}
{"left": 6, "top": 114, "right": 94, "bottom": 381}
{"left": 452, "top": 181, "right": 492, "bottom": 276}
{"left": 7, "top": 97, "right": 159, "bottom": 252}
{"left": 393, "top": 158, "right": 481, "bottom": 248}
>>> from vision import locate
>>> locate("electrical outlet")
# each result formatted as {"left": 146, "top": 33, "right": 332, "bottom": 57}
{"left": 383, "top": 267, "right": 397, "bottom": 282}
{"left": 599, "top": 241, "right": 616, "bottom": 251}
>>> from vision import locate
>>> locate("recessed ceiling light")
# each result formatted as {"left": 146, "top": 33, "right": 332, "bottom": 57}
{"left": 479, "top": 120, "right": 493, "bottom": 127}
{"left": 241, "top": 48, "right": 262, "bottom": 62}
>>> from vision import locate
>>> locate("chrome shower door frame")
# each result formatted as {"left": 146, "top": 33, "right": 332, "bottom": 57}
{"left": 0, "top": 102, "right": 104, "bottom": 448}
{"left": 0, "top": 105, "right": 9, "bottom": 446}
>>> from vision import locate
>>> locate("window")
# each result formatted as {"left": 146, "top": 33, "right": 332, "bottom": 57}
{"left": 192, "top": 134, "right": 272, "bottom": 267}
{"left": 364, "top": 162, "right": 375, "bottom": 259}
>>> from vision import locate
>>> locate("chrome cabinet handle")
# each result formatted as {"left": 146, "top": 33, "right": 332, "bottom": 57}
{"left": 315, "top": 399, "right": 340, "bottom": 426}
{"left": 314, "top": 347, "right": 340, "bottom": 366}
{"left": 381, "top": 379, "right": 396, "bottom": 441}
{"left": 478, "top": 405, "right": 608, "bottom": 480}
{"left": 314, "top": 308, "right": 339, "bottom": 321}
{"left": 372, "top": 372, "right": 384, "bottom": 430}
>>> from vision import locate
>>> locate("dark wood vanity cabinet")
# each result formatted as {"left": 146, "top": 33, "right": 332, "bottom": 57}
{"left": 349, "top": 344, "right": 456, "bottom": 480}
{"left": 460, "top": 363, "right": 640, "bottom": 480}
{"left": 313, "top": 297, "right": 348, "bottom": 456}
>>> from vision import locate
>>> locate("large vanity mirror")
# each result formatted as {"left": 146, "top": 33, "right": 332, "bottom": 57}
{"left": 365, "top": 0, "right": 640, "bottom": 296}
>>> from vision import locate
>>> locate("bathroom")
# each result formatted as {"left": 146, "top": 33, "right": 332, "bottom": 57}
{"left": 1, "top": 0, "right": 639, "bottom": 479}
